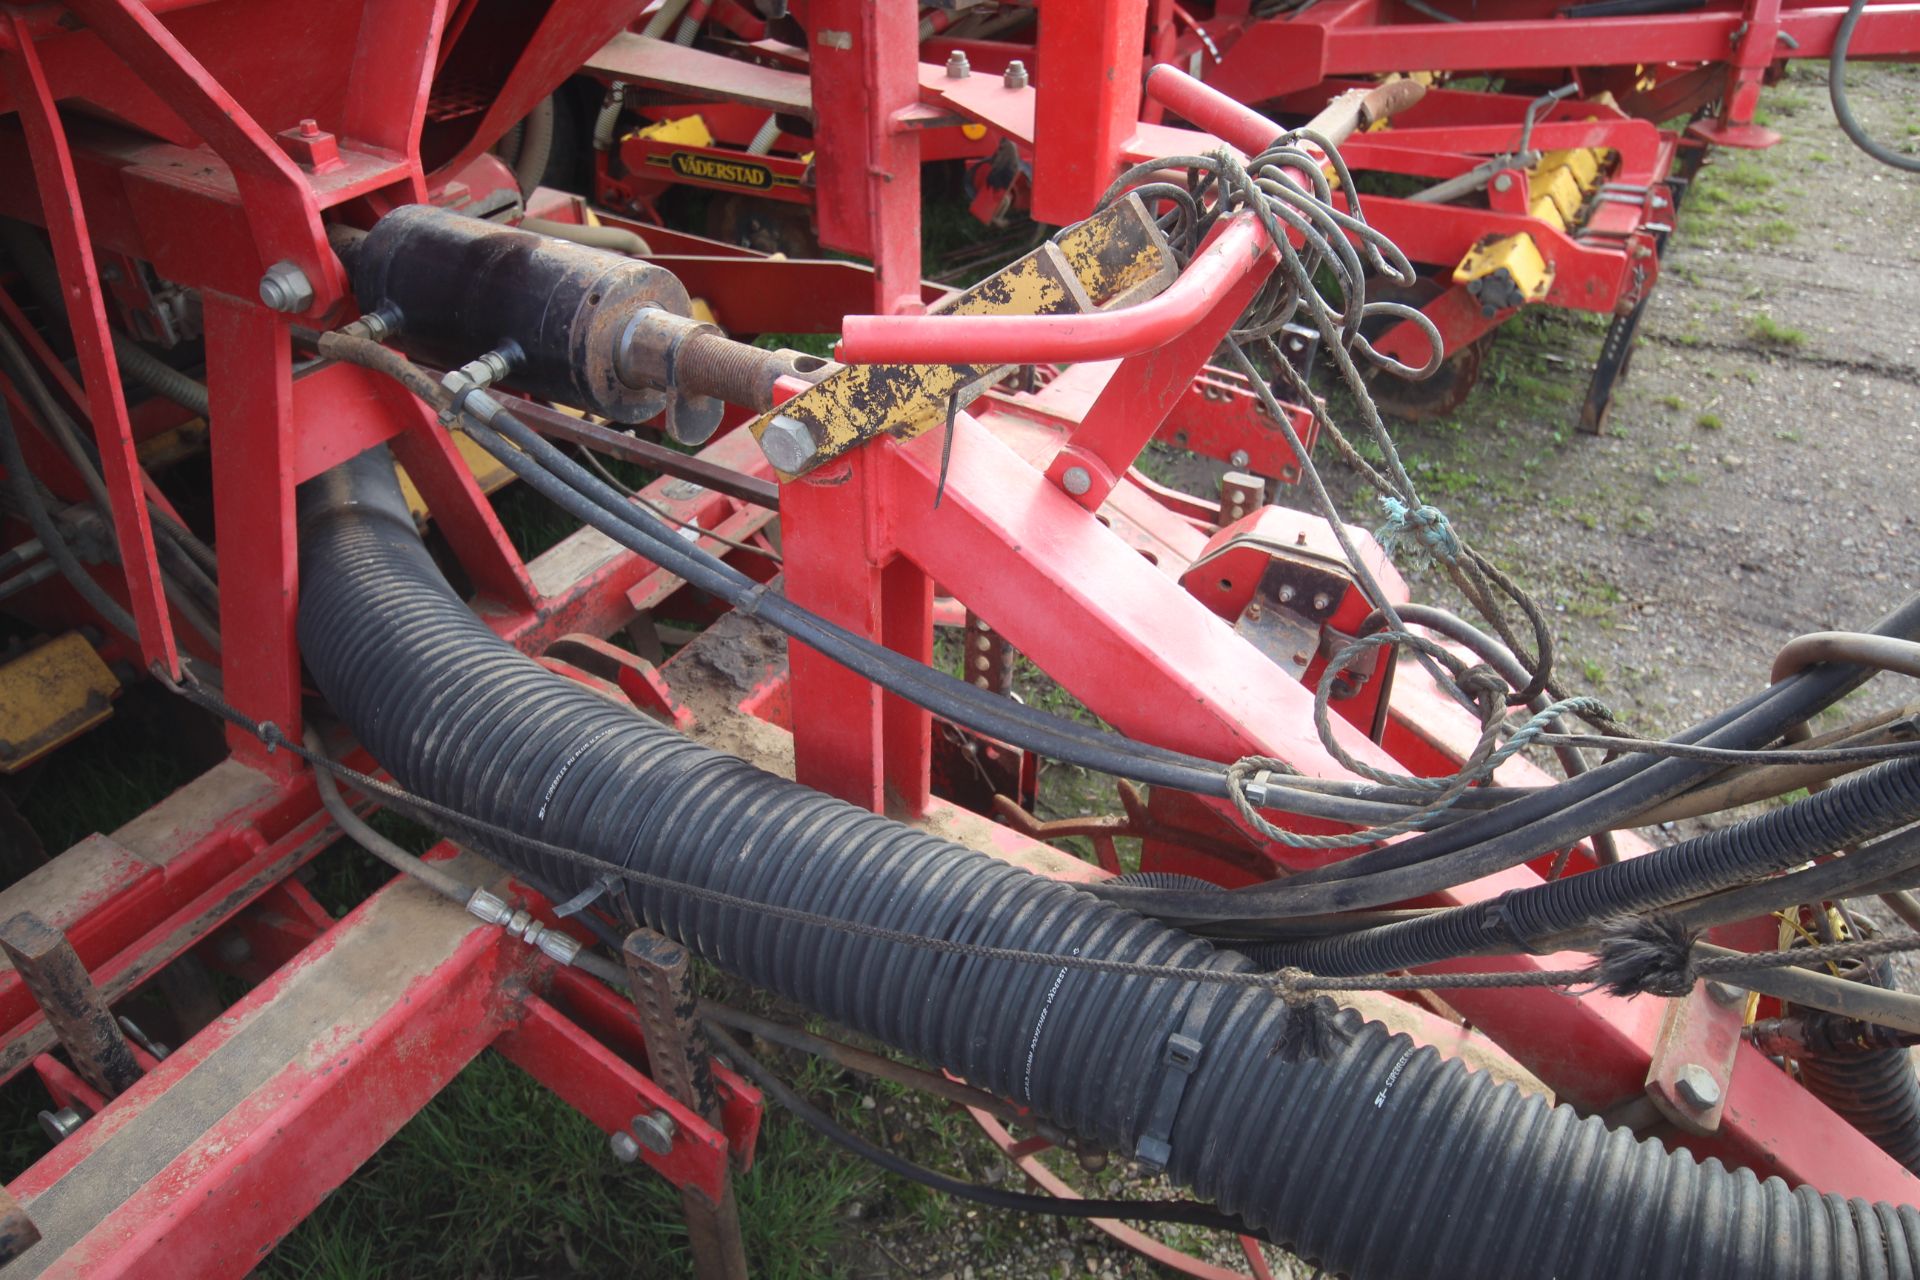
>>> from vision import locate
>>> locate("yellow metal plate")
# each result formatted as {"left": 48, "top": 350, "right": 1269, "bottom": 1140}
{"left": 0, "top": 632, "right": 119, "bottom": 773}
{"left": 747, "top": 193, "right": 1176, "bottom": 476}
{"left": 396, "top": 430, "right": 515, "bottom": 523}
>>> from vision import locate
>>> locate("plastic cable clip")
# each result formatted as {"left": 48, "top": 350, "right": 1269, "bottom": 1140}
{"left": 553, "top": 874, "right": 619, "bottom": 919}
{"left": 1133, "top": 975, "right": 1221, "bottom": 1173}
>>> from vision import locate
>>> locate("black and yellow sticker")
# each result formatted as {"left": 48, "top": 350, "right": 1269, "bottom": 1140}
{"left": 647, "top": 151, "right": 800, "bottom": 191}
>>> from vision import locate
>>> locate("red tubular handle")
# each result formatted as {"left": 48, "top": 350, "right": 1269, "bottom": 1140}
{"left": 833, "top": 68, "right": 1287, "bottom": 368}
{"left": 836, "top": 216, "right": 1269, "bottom": 366}
{"left": 1139, "top": 64, "right": 1287, "bottom": 154}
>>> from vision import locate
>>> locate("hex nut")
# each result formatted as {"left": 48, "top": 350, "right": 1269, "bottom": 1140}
{"left": 258, "top": 260, "right": 315, "bottom": 314}
{"left": 1674, "top": 1063, "right": 1723, "bottom": 1110}
{"left": 759, "top": 415, "right": 818, "bottom": 473}
{"left": 609, "top": 1129, "right": 641, "bottom": 1163}
{"left": 1003, "top": 59, "right": 1029, "bottom": 90}
{"left": 946, "top": 50, "right": 970, "bottom": 79}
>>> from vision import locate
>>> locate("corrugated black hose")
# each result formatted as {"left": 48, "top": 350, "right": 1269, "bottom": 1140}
{"left": 297, "top": 446, "right": 1920, "bottom": 1278}
{"left": 1267, "top": 757, "right": 1920, "bottom": 975}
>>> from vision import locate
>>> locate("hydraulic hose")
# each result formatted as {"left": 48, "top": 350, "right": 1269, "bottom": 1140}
{"left": 512, "top": 97, "right": 556, "bottom": 194}
{"left": 297, "top": 446, "right": 1920, "bottom": 1278}
{"left": 1830, "top": 0, "right": 1920, "bottom": 172}
{"left": 0, "top": 399, "right": 137, "bottom": 641}
{"left": 1093, "top": 590, "right": 1920, "bottom": 922}
{"left": 518, "top": 217, "right": 651, "bottom": 256}
{"left": 1273, "top": 755, "right": 1920, "bottom": 975}
{"left": 1, "top": 220, "right": 211, "bottom": 416}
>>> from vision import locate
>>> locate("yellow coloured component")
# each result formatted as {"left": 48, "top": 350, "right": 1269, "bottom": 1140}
{"left": 0, "top": 632, "right": 119, "bottom": 773}
{"left": 1453, "top": 233, "right": 1553, "bottom": 315}
{"left": 960, "top": 123, "right": 987, "bottom": 141}
{"left": 689, "top": 298, "right": 719, "bottom": 327}
{"left": 396, "top": 430, "right": 515, "bottom": 523}
{"left": 1529, "top": 164, "right": 1584, "bottom": 227}
{"left": 631, "top": 114, "right": 714, "bottom": 148}
{"left": 1538, "top": 148, "right": 1602, "bottom": 191}
{"left": 747, "top": 193, "right": 1177, "bottom": 475}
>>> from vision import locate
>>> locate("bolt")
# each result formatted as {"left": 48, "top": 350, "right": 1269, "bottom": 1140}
{"left": 1312, "top": 592, "right": 1331, "bottom": 611}
{"left": 631, "top": 1109, "right": 678, "bottom": 1155}
{"left": 1228, "top": 449, "right": 1250, "bottom": 468}
{"left": 1295, "top": 531, "right": 1308, "bottom": 545}
{"left": 1246, "top": 601, "right": 1262, "bottom": 620}
{"left": 1291, "top": 650, "right": 1310, "bottom": 666}
{"left": 1003, "top": 59, "right": 1029, "bottom": 90}
{"left": 609, "top": 1129, "right": 641, "bottom": 1163}
{"left": 1061, "top": 466, "right": 1092, "bottom": 496}
{"left": 38, "top": 1107, "right": 83, "bottom": 1143}
{"left": 945, "top": 50, "right": 970, "bottom": 79}
{"left": 759, "top": 415, "right": 818, "bottom": 473}
{"left": 258, "top": 260, "right": 315, "bottom": 313}
{"left": 1277, "top": 584, "right": 1297, "bottom": 603}
{"left": 1492, "top": 172, "right": 1514, "bottom": 193}
{"left": 1674, "top": 1063, "right": 1723, "bottom": 1110}
{"left": 298, "top": 118, "right": 321, "bottom": 137}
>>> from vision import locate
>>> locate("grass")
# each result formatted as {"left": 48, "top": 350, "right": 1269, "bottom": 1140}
{"left": 1695, "top": 412, "right": 1723, "bottom": 430}
{"left": 1747, "top": 314, "right": 1807, "bottom": 348}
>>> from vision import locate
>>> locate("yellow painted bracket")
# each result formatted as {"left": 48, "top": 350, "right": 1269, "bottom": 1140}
{"left": 745, "top": 193, "right": 1179, "bottom": 478}
{"left": 1454, "top": 233, "right": 1554, "bottom": 315}
{"left": 396, "top": 430, "right": 515, "bottom": 524}
{"left": 0, "top": 632, "right": 119, "bottom": 773}
{"left": 630, "top": 114, "right": 714, "bottom": 148}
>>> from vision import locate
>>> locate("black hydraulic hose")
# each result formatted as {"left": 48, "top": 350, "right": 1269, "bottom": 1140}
{"left": 0, "top": 399, "right": 137, "bottom": 640}
{"left": 707, "top": 1023, "right": 1257, "bottom": 1232}
{"left": 1, "top": 219, "right": 212, "bottom": 415}
{"left": 296, "top": 447, "right": 1920, "bottom": 1279}
{"left": 1270, "top": 755, "right": 1920, "bottom": 975}
{"left": 1092, "top": 592, "right": 1920, "bottom": 922}
{"left": 1361, "top": 600, "right": 1620, "bottom": 865}
{"left": 1831, "top": 0, "right": 1920, "bottom": 172}
{"left": 335, "top": 333, "right": 1920, "bottom": 915}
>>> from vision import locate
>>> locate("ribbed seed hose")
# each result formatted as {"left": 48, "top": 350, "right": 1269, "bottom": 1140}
{"left": 295, "top": 448, "right": 1920, "bottom": 1278}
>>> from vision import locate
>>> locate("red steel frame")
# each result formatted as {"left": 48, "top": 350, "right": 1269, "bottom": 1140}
{"left": 0, "top": 0, "right": 1916, "bottom": 1273}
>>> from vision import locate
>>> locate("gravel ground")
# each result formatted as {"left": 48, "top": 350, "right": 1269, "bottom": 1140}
{"left": 1316, "top": 61, "right": 1920, "bottom": 736}
{"left": 872, "top": 61, "right": 1918, "bottom": 1280}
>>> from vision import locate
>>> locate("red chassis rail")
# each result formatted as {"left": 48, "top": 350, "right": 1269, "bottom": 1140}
{"left": 0, "top": 2, "right": 1915, "bottom": 1274}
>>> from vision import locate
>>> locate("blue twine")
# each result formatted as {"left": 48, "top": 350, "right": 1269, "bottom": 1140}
{"left": 1376, "top": 496, "right": 1460, "bottom": 566}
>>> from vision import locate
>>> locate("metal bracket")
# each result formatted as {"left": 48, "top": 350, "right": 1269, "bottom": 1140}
{"left": 746, "top": 194, "right": 1178, "bottom": 477}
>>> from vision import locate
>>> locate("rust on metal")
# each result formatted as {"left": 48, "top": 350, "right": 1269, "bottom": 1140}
{"left": 746, "top": 193, "right": 1176, "bottom": 476}
{"left": 0, "top": 911, "right": 142, "bottom": 1098}
{"left": 510, "top": 398, "right": 780, "bottom": 510}
{"left": 623, "top": 928, "right": 749, "bottom": 1280}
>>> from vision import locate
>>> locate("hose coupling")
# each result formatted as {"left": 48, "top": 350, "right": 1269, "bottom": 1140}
{"left": 438, "top": 343, "right": 525, "bottom": 425}
{"left": 465, "top": 889, "right": 584, "bottom": 967}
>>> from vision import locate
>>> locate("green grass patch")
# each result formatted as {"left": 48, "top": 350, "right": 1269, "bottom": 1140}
{"left": 1747, "top": 314, "right": 1807, "bottom": 348}
{"left": 1695, "top": 411, "right": 1723, "bottom": 430}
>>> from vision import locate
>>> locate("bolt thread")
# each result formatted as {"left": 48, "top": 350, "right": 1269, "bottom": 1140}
{"left": 676, "top": 333, "right": 793, "bottom": 411}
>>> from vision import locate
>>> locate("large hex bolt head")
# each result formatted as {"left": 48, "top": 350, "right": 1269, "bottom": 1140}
{"left": 258, "top": 260, "right": 315, "bottom": 314}
{"left": 759, "top": 415, "right": 819, "bottom": 473}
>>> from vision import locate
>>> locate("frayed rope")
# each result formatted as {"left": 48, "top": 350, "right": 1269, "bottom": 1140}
{"left": 1376, "top": 496, "right": 1460, "bottom": 566}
